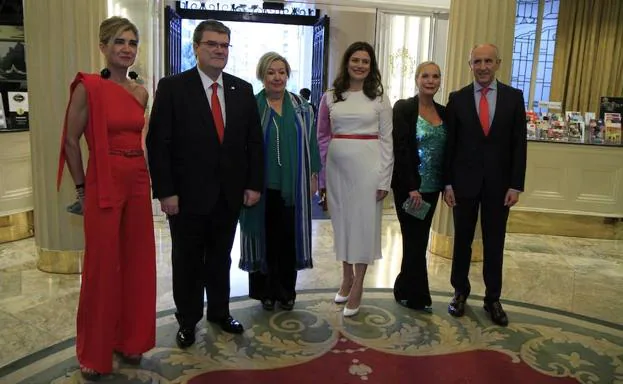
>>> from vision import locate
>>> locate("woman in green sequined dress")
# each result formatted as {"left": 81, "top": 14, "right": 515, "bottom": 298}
{"left": 391, "top": 61, "right": 446, "bottom": 311}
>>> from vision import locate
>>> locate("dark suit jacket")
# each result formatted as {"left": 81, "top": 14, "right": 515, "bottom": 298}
{"left": 391, "top": 95, "right": 446, "bottom": 193}
{"left": 146, "top": 68, "right": 264, "bottom": 214}
{"left": 443, "top": 81, "right": 527, "bottom": 198}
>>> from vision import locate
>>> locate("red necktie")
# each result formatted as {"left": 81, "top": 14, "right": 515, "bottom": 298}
{"left": 210, "top": 83, "right": 225, "bottom": 143}
{"left": 479, "top": 87, "right": 490, "bottom": 136}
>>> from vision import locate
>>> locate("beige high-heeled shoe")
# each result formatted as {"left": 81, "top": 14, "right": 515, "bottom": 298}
{"left": 343, "top": 306, "right": 360, "bottom": 317}
{"left": 334, "top": 292, "right": 349, "bottom": 303}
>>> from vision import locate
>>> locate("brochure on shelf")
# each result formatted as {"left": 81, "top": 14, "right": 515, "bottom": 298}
{"left": 604, "top": 113, "right": 622, "bottom": 145}
{"left": 6, "top": 91, "right": 28, "bottom": 131}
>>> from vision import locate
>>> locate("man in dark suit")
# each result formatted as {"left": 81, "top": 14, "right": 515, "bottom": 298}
{"left": 147, "top": 20, "right": 264, "bottom": 347}
{"left": 443, "top": 43, "right": 527, "bottom": 326}
{"left": 299, "top": 87, "right": 317, "bottom": 116}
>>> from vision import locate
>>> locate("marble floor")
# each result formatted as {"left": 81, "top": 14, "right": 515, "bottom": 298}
{"left": 0, "top": 214, "right": 621, "bottom": 369}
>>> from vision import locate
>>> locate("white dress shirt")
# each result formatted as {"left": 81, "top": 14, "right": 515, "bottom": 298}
{"left": 197, "top": 67, "right": 227, "bottom": 126}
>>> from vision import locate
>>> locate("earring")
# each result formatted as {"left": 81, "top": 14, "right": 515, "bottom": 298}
{"left": 101, "top": 69, "right": 141, "bottom": 83}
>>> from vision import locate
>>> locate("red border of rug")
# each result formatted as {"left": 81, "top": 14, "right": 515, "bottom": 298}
{"left": 191, "top": 332, "right": 578, "bottom": 383}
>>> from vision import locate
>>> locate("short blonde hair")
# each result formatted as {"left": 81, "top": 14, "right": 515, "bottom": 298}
{"left": 415, "top": 61, "right": 441, "bottom": 79}
{"left": 256, "top": 52, "right": 291, "bottom": 81}
{"left": 99, "top": 16, "right": 139, "bottom": 44}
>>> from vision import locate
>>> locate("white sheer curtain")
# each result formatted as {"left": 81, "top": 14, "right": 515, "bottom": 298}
{"left": 375, "top": 10, "right": 448, "bottom": 210}
{"left": 375, "top": 11, "right": 449, "bottom": 106}
{"left": 107, "top": 0, "right": 164, "bottom": 100}
{"left": 431, "top": 13, "right": 449, "bottom": 103}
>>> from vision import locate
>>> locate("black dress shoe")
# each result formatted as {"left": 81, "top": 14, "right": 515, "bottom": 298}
{"left": 209, "top": 316, "right": 244, "bottom": 334}
{"left": 279, "top": 299, "right": 295, "bottom": 311}
{"left": 261, "top": 299, "right": 275, "bottom": 311}
{"left": 176, "top": 327, "right": 196, "bottom": 349}
{"left": 448, "top": 294, "right": 468, "bottom": 317}
{"left": 484, "top": 301, "right": 509, "bottom": 326}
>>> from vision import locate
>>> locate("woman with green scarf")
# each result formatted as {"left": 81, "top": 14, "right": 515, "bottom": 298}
{"left": 239, "top": 52, "right": 320, "bottom": 311}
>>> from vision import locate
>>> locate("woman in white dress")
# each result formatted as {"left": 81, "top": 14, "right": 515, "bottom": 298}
{"left": 317, "top": 42, "right": 394, "bottom": 317}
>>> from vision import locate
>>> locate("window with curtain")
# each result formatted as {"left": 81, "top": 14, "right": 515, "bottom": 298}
{"left": 549, "top": 0, "right": 623, "bottom": 115}
{"left": 511, "top": 0, "right": 560, "bottom": 111}
{"left": 375, "top": 11, "right": 448, "bottom": 106}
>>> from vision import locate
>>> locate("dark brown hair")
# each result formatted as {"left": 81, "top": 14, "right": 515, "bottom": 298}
{"left": 193, "top": 19, "right": 231, "bottom": 44}
{"left": 332, "top": 41, "right": 383, "bottom": 102}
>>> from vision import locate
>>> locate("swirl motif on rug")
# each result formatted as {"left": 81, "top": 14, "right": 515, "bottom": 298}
{"left": 3, "top": 290, "right": 621, "bottom": 384}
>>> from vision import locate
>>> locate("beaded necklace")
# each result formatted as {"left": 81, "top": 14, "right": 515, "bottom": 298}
{"left": 268, "top": 96, "right": 283, "bottom": 167}
{"left": 271, "top": 115, "right": 282, "bottom": 167}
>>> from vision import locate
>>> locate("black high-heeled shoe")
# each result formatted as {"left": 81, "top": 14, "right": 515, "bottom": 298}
{"left": 80, "top": 365, "right": 101, "bottom": 381}
{"left": 279, "top": 299, "right": 295, "bottom": 311}
{"left": 261, "top": 298, "right": 275, "bottom": 310}
{"left": 115, "top": 350, "right": 142, "bottom": 365}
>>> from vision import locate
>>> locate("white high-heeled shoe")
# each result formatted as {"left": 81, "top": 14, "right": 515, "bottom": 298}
{"left": 334, "top": 292, "right": 349, "bottom": 303}
{"left": 343, "top": 306, "right": 360, "bottom": 317}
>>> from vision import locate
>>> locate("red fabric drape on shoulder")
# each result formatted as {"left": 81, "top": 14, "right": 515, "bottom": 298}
{"left": 57, "top": 72, "right": 114, "bottom": 208}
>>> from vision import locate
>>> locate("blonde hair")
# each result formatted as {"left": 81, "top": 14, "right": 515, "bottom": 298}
{"left": 256, "top": 52, "right": 291, "bottom": 81}
{"left": 99, "top": 16, "right": 139, "bottom": 45}
{"left": 415, "top": 61, "right": 441, "bottom": 79}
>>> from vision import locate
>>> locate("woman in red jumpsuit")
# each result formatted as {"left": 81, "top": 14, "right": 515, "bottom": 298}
{"left": 57, "top": 16, "right": 156, "bottom": 380}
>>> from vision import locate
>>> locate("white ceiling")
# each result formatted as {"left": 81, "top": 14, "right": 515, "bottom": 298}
{"left": 170, "top": 1, "right": 451, "bottom": 12}
{"left": 291, "top": 0, "right": 451, "bottom": 11}
{"left": 174, "top": 1, "right": 451, "bottom": 12}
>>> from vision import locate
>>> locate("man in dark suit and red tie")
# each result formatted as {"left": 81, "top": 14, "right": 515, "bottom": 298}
{"left": 147, "top": 20, "right": 264, "bottom": 347}
{"left": 443, "top": 43, "right": 527, "bottom": 326}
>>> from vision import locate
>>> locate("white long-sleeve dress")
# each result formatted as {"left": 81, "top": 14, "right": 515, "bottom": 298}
{"left": 317, "top": 89, "right": 394, "bottom": 264}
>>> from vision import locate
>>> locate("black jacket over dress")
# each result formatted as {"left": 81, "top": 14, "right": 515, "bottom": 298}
{"left": 391, "top": 95, "right": 446, "bottom": 309}
{"left": 443, "top": 81, "right": 527, "bottom": 303}
{"left": 146, "top": 68, "right": 264, "bottom": 327}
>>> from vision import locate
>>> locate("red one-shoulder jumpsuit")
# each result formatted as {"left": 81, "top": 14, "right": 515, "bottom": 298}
{"left": 58, "top": 73, "right": 156, "bottom": 373}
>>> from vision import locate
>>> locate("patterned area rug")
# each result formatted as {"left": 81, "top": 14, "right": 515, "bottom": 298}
{"left": 1, "top": 290, "right": 622, "bottom": 383}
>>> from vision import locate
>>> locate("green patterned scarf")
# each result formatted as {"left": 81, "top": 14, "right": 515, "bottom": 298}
{"left": 262, "top": 89, "right": 297, "bottom": 205}
{"left": 239, "top": 90, "right": 318, "bottom": 273}
{"left": 239, "top": 90, "right": 298, "bottom": 237}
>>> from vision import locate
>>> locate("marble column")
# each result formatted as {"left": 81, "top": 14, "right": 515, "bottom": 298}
{"left": 23, "top": 0, "right": 107, "bottom": 273}
{"left": 428, "top": 0, "right": 516, "bottom": 261}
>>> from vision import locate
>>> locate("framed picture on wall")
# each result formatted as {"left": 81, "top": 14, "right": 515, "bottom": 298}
{"left": 0, "top": 25, "right": 27, "bottom": 132}
{"left": 0, "top": 40, "right": 25, "bottom": 81}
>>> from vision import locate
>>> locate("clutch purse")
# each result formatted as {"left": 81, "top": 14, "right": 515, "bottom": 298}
{"left": 66, "top": 200, "right": 84, "bottom": 216}
{"left": 402, "top": 197, "right": 431, "bottom": 220}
